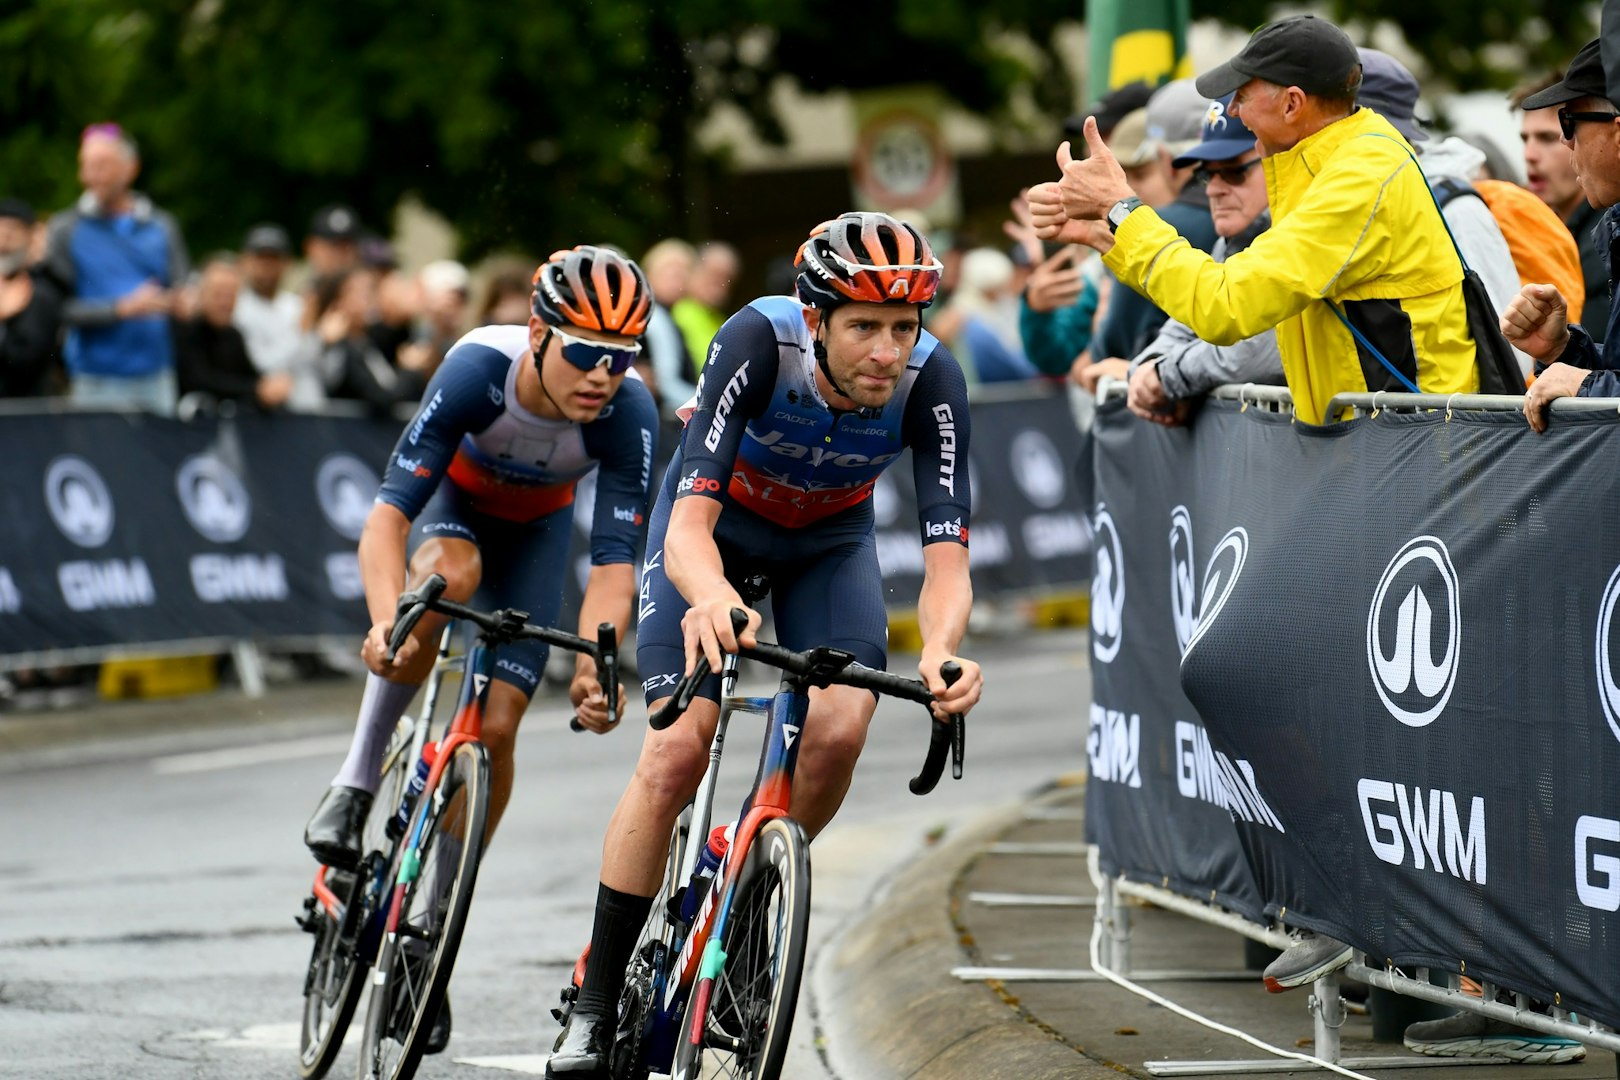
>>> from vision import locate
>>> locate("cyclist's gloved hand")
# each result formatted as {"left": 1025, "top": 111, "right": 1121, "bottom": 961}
{"left": 919, "top": 647, "right": 982, "bottom": 722}
{"left": 362, "top": 619, "right": 417, "bottom": 675}
{"left": 682, "top": 595, "right": 760, "bottom": 675}
{"left": 570, "top": 667, "right": 624, "bottom": 734}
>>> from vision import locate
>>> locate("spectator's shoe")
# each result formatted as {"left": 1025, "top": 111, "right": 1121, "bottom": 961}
{"left": 546, "top": 1010, "right": 611, "bottom": 1077}
{"left": 1262, "top": 931, "right": 1353, "bottom": 993}
{"left": 1404, "top": 1010, "right": 1585, "bottom": 1063}
{"left": 303, "top": 786, "right": 373, "bottom": 871}
{"left": 424, "top": 994, "right": 451, "bottom": 1055}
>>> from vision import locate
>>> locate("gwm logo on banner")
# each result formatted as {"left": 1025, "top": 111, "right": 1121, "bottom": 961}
{"left": 1596, "top": 564, "right": 1620, "bottom": 747}
{"left": 1366, "top": 536, "right": 1460, "bottom": 727}
{"left": 1169, "top": 505, "right": 1197, "bottom": 655}
{"left": 1184, "top": 526, "right": 1248, "bottom": 659}
{"left": 45, "top": 456, "right": 115, "bottom": 548}
{"left": 1092, "top": 504, "right": 1125, "bottom": 663}
{"left": 176, "top": 454, "right": 252, "bottom": 544}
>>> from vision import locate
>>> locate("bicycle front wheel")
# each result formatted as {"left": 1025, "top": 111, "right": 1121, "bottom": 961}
{"left": 672, "top": 816, "right": 810, "bottom": 1080}
{"left": 298, "top": 735, "right": 413, "bottom": 1079}
{"left": 357, "top": 740, "right": 490, "bottom": 1080}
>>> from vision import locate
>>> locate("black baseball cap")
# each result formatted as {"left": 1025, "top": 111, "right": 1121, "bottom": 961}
{"left": 243, "top": 223, "right": 291, "bottom": 255}
{"left": 1196, "top": 15, "right": 1361, "bottom": 99}
{"left": 0, "top": 197, "right": 35, "bottom": 225}
{"left": 1520, "top": 39, "right": 1607, "bottom": 110}
{"left": 308, "top": 204, "right": 362, "bottom": 242}
{"left": 1066, "top": 80, "right": 1155, "bottom": 138}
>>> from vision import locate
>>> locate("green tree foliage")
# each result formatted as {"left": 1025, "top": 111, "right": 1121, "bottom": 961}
{"left": 0, "top": 1, "right": 1593, "bottom": 260}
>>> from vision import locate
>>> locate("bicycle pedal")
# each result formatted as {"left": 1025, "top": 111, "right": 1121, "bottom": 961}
{"left": 295, "top": 895, "right": 322, "bottom": 933}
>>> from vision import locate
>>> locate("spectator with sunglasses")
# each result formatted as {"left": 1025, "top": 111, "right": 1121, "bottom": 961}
{"left": 1504, "top": 40, "right": 1620, "bottom": 432}
{"left": 302, "top": 245, "right": 660, "bottom": 1054}
{"left": 1125, "top": 95, "right": 1284, "bottom": 425}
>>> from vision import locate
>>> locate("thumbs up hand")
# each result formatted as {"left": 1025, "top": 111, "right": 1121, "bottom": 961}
{"left": 1057, "top": 118, "right": 1137, "bottom": 222}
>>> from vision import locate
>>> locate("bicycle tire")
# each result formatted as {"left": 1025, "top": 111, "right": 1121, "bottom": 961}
{"left": 298, "top": 735, "right": 414, "bottom": 1079}
{"left": 671, "top": 817, "right": 810, "bottom": 1080}
{"left": 357, "top": 740, "right": 490, "bottom": 1080}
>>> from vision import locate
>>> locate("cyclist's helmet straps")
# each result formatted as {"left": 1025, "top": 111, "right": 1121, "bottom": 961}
{"left": 793, "top": 211, "right": 942, "bottom": 311}
{"left": 531, "top": 245, "right": 654, "bottom": 338}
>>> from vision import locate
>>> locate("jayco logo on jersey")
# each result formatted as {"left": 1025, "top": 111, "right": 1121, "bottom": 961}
{"left": 1169, "top": 506, "right": 1197, "bottom": 655}
{"left": 1594, "top": 564, "right": 1620, "bottom": 748}
{"left": 315, "top": 454, "right": 381, "bottom": 541}
{"left": 925, "top": 518, "right": 969, "bottom": 542}
{"left": 1366, "top": 536, "right": 1459, "bottom": 727}
{"left": 704, "top": 362, "right": 749, "bottom": 452}
{"left": 933, "top": 403, "right": 958, "bottom": 497}
{"left": 1009, "top": 430, "right": 1065, "bottom": 510}
{"left": 1091, "top": 505, "right": 1125, "bottom": 663}
{"left": 175, "top": 455, "right": 252, "bottom": 544}
{"left": 407, "top": 389, "right": 444, "bottom": 446}
{"left": 1183, "top": 526, "right": 1248, "bottom": 658}
{"left": 45, "top": 456, "right": 115, "bottom": 548}
{"left": 750, "top": 429, "right": 900, "bottom": 468}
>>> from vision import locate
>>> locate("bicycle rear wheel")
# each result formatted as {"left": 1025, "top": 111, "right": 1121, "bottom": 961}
{"left": 357, "top": 740, "right": 490, "bottom": 1080}
{"left": 298, "top": 734, "right": 413, "bottom": 1079}
{"left": 671, "top": 816, "right": 810, "bottom": 1080}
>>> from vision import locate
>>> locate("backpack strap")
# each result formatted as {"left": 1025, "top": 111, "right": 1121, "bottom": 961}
{"left": 1429, "top": 175, "right": 1482, "bottom": 210}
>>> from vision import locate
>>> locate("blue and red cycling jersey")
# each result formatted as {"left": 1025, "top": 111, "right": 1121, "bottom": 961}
{"left": 375, "top": 324, "right": 658, "bottom": 567}
{"left": 674, "top": 295, "right": 971, "bottom": 547}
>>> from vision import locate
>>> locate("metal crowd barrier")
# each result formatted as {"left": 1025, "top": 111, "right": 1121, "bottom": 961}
{"left": 1090, "top": 379, "right": 1620, "bottom": 1075}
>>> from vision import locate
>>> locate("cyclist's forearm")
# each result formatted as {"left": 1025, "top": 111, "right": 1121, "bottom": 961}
{"left": 358, "top": 502, "right": 413, "bottom": 627}
{"left": 917, "top": 542, "right": 973, "bottom": 656}
{"left": 664, "top": 498, "right": 734, "bottom": 606}
{"left": 576, "top": 563, "right": 636, "bottom": 673}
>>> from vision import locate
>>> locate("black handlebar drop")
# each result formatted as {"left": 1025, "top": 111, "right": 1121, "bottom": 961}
{"left": 908, "top": 661, "right": 964, "bottom": 796}
{"left": 570, "top": 622, "right": 621, "bottom": 733}
{"left": 385, "top": 573, "right": 449, "bottom": 662}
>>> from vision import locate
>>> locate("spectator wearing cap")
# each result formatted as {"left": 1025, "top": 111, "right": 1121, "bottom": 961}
{"left": 1032, "top": 13, "right": 1478, "bottom": 426}
{"left": 43, "top": 124, "right": 190, "bottom": 415}
{"left": 1516, "top": 49, "right": 1616, "bottom": 332}
{"left": 0, "top": 198, "right": 64, "bottom": 397}
{"left": 1076, "top": 82, "right": 1219, "bottom": 391}
{"left": 1126, "top": 94, "right": 1284, "bottom": 425}
{"left": 306, "top": 205, "right": 362, "bottom": 276}
{"left": 1356, "top": 48, "right": 1535, "bottom": 375}
{"left": 1066, "top": 81, "right": 1156, "bottom": 145}
{"left": 176, "top": 255, "right": 294, "bottom": 412}
{"left": 234, "top": 223, "right": 322, "bottom": 410}
{"left": 1505, "top": 40, "right": 1620, "bottom": 432}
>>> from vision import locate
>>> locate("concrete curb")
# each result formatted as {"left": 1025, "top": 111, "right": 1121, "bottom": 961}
{"left": 811, "top": 790, "right": 1126, "bottom": 1080}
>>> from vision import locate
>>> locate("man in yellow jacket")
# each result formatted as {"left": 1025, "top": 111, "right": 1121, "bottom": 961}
{"left": 1029, "top": 14, "right": 1476, "bottom": 424}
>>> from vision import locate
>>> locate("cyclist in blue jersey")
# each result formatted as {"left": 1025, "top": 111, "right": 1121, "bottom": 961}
{"left": 548, "top": 213, "right": 984, "bottom": 1075}
{"left": 301, "top": 246, "right": 659, "bottom": 1053}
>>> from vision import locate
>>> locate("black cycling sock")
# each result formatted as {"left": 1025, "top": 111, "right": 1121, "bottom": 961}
{"left": 575, "top": 883, "right": 654, "bottom": 1017}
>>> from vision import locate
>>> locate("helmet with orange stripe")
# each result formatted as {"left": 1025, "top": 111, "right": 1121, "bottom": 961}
{"left": 531, "top": 245, "right": 653, "bottom": 338}
{"left": 794, "top": 212, "right": 942, "bottom": 311}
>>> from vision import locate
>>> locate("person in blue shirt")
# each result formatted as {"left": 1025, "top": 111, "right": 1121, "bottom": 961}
{"left": 548, "top": 213, "right": 986, "bottom": 1076}
{"left": 43, "top": 124, "right": 188, "bottom": 415}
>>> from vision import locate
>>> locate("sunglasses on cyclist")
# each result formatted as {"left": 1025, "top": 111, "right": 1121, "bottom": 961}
{"left": 542, "top": 325, "right": 641, "bottom": 376}
{"left": 1192, "top": 158, "right": 1263, "bottom": 188}
{"left": 1557, "top": 106, "right": 1620, "bottom": 141}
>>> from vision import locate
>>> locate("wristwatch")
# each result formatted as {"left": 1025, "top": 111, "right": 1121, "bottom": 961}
{"left": 1106, "top": 196, "right": 1144, "bottom": 234}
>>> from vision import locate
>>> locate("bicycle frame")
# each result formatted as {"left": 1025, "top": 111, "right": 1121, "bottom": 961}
{"left": 640, "top": 654, "right": 810, "bottom": 1071}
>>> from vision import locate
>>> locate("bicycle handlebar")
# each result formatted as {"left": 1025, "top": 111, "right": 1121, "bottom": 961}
{"left": 385, "top": 573, "right": 619, "bottom": 732}
{"left": 647, "top": 608, "right": 968, "bottom": 795}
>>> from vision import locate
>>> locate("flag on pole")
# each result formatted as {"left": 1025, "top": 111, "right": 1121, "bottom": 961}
{"left": 1086, "top": 0, "right": 1193, "bottom": 95}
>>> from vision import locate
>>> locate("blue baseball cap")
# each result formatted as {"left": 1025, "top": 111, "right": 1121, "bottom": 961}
{"left": 1171, "top": 95, "right": 1258, "bottom": 167}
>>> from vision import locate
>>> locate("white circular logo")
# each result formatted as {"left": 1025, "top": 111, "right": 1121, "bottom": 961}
{"left": 1091, "top": 504, "right": 1126, "bottom": 663}
{"left": 1169, "top": 506, "right": 1197, "bottom": 655}
{"left": 176, "top": 455, "right": 251, "bottom": 543}
{"left": 1184, "top": 527, "right": 1248, "bottom": 657}
{"left": 1010, "top": 430, "right": 1066, "bottom": 510}
{"left": 1367, "top": 536, "right": 1460, "bottom": 728}
{"left": 1594, "top": 564, "right": 1620, "bottom": 747}
{"left": 315, "top": 454, "right": 381, "bottom": 541}
{"left": 871, "top": 472, "right": 901, "bottom": 528}
{"left": 44, "top": 456, "right": 115, "bottom": 548}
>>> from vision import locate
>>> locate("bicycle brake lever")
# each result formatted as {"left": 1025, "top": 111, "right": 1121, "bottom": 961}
{"left": 386, "top": 573, "right": 448, "bottom": 663}
{"left": 940, "top": 661, "right": 965, "bottom": 781}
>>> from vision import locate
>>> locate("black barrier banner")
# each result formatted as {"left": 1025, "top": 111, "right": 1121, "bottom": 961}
{"left": 1092, "top": 397, "right": 1620, "bottom": 1028}
{"left": 0, "top": 411, "right": 397, "bottom": 654}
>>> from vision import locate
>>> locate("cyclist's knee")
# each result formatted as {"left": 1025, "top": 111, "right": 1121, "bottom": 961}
{"left": 633, "top": 730, "right": 708, "bottom": 810}
{"left": 410, "top": 538, "right": 482, "bottom": 601}
{"left": 480, "top": 686, "right": 526, "bottom": 765}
